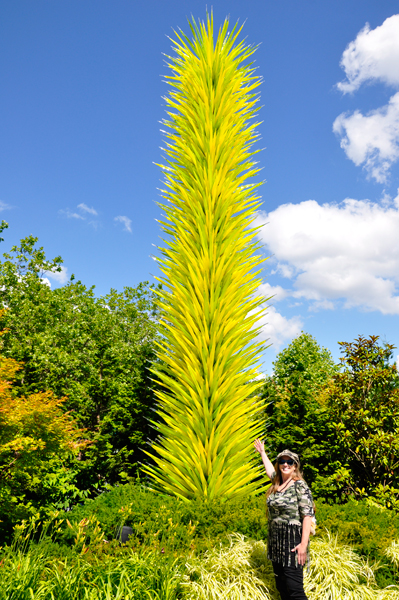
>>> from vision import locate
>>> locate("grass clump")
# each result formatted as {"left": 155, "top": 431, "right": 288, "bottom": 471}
{"left": 305, "top": 533, "right": 379, "bottom": 599}
{"left": 1, "top": 524, "right": 399, "bottom": 599}
{"left": 0, "top": 545, "right": 183, "bottom": 600}
{"left": 180, "top": 534, "right": 399, "bottom": 600}
{"left": 182, "top": 534, "right": 277, "bottom": 600}
{"left": 386, "top": 541, "right": 399, "bottom": 569}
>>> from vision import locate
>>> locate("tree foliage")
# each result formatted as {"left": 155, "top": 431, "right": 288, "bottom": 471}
{"left": 325, "top": 335, "right": 399, "bottom": 505}
{"left": 263, "top": 332, "right": 399, "bottom": 506}
{"left": 262, "top": 332, "right": 339, "bottom": 497}
{"left": 0, "top": 231, "right": 159, "bottom": 487}
{"left": 144, "top": 15, "right": 267, "bottom": 500}
{"left": 0, "top": 318, "right": 85, "bottom": 539}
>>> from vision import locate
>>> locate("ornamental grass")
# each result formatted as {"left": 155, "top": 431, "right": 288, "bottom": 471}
{"left": 304, "top": 533, "right": 399, "bottom": 600}
{"left": 182, "top": 533, "right": 277, "bottom": 600}
{"left": 1, "top": 529, "right": 399, "bottom": 599}
{"left": 386, "top": 541, "right": 399, "bottom": 569}
{"left": 181, "top": 533, "right": 399, "bottom": 600}
{"left": 0, "top": 548, "right": 182, "bottom": 600}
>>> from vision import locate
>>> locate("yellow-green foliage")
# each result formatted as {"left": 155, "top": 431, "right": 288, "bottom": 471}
{"left": 144, "top": 14, "right": 267, "bottom": 501}
{"left": 182, "top": 534, "right": 277, "bottom": 600}
{"left": 386, "top": 541, "right": 399, "bottom": 570}
{"left": 304, "top": 534, "right": 399, "bottom": 600}
{"left": 0, "top": 549, "right": 182, "bottom": 600}
{"left": 181, "top": 533, "right": 399, "bottom": 600}
{"left": 2, "top": 527, "right": 399, "bottom": 599}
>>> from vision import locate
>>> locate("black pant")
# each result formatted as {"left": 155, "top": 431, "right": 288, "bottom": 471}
{"left": 272, "top": 561, "right": 308, "bottom": 600}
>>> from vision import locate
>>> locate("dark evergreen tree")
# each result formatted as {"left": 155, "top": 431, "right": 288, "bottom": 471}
{"left": 262, "top": 332, "right": 340, "bottom": 498}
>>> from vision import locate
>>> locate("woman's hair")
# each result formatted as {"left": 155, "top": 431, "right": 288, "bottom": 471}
{"left": 266, "top": 459, "right": 305, "bottom": 497}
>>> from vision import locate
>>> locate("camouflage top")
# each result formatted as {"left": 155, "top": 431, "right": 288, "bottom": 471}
{"left": 267, "top": 477, "right": 314, "bottom": 524}
{"left": 267, "top": 475, "right": 314, "bottom": 566}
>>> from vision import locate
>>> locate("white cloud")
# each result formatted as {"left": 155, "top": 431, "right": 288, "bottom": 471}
{"left": 256, "top": 193, "right": 399, "bottom": 315}
{"left": 257, "top": 306, "right": 303, "bottom": 351}
{"left": 0, "top": 201, "right": 11, "bottom": 211}
{"left": 44, "top": 266, "right": 69, "bottom": 286}
{"left": 59, "top": 209, "right": 85, "bottom": 220}
{"left": 337, "top": 15, "right": 399, "bottom": 94}
{"left": 253, "top": 371, "right": 267, "bottom": 381}
{"left": 258, "top": 282, "right": 289, "bottom": 303}
{"left": 40, "top": 277, "right": 52, "bottom": 288}
{"left": 78, "top": 203, "right": 98, "bottom": 216}
{"left": 335, "top": 15, "right": 399, "bottom": 182}
{"left": 59, "top": 205, "right": 100, "bottom": 228}
{"left": 114, "top": 215, "right": 132, "bottom": 233}
{"left": 333, "top": 92, "right": 399, "bottom": 183}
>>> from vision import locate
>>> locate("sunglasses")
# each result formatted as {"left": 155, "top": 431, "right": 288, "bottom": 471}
{"left": 278, "top": 458, "right": 295, "bottom": 466}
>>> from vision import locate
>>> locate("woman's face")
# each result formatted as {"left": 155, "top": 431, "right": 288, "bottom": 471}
{"left": 278, "top": 455, "right": 296, "bottom": 477}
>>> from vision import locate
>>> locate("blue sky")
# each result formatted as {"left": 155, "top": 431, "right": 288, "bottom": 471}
{"left": 1, "top": 1, "right": 399, "bottom": 373}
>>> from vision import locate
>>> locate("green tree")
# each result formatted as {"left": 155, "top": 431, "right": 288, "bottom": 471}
{"left": 0, "top": 232, "right": 159, "bottom": 487}
{"left": 0, "top": 324, "right": 86, "bottom": 541}
{"left": 326, "top": 335, "right": 399, "bottom": 506}
{"left": 144, "top": 15, "right": 267, "bottom": 500}
{"left": 262, "top": 332, "right": 339, "bottom": 498}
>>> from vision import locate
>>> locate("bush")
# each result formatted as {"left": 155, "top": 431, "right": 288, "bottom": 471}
{"left": 60, "top": 482, "right": 269, "bottom": 555}
{"left": 316, "top": 498, "right": 399, "bottom": 587}
{"left": 57, "top": 483, "right": 399, "bottom": 587}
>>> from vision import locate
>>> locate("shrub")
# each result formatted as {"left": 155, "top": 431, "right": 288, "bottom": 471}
{"left": 55, "top": 482, "right": 399, "bottom": 588}
{"left": 60, "top": 482, "right": 268, "bottom": 555}
{"left": 305, "top": 533, "right": 378, "bottom": 599}
{"left": 316, "top": 498, "right": 399, "bottom": 587}
{"left": 386, "top": 540, "right": 399, "bottom": 569}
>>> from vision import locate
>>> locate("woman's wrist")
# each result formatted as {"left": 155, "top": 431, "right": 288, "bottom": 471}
{"left": 301, "top": 516, "right": 311, "bottom": 546}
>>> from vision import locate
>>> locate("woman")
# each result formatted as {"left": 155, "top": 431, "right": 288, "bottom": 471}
{"left": 254, "top": 439, "right": 314, "bottom": 600}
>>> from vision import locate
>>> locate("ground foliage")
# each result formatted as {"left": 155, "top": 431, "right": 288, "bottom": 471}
{"left": 1, "top": 519, "right": 399, "bottom": 600}
{"left": 57, "top": 481, "right": 399, "bottom": 587}
{"left": 0, "top": 539, "right": 183, "bottom": 600}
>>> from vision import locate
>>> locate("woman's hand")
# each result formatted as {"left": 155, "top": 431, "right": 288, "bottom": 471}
{"left": 254, "top": 438, "right": 265, "bottom": 454}
{"left": 292, "top": 542, "right": 307, "bottom": 566}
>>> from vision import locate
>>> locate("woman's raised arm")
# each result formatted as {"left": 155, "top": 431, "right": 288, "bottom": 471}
{"left": 254, "top": 439, "right": 275, "bottom": 480}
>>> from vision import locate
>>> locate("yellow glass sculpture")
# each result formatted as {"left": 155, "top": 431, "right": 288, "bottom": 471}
{"left": 144, "top": 15, "right": 267, "bottom": 500}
